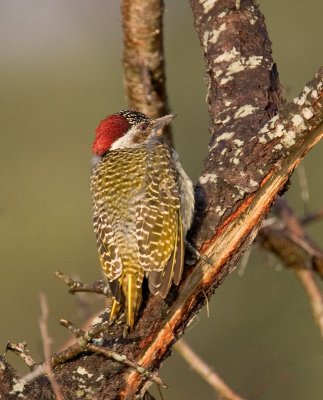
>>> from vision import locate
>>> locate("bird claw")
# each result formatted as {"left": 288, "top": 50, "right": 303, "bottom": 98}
{"left": 185, "top": 241, "right": 214, "bottom": 267}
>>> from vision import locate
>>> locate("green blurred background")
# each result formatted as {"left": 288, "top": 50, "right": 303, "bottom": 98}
{"left": 1, "top": 1, "right": 322, "bottom": 399}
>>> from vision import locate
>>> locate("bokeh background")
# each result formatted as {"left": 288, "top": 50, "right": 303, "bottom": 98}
{"left": 1, "top": 1, "right": 323, "bottom": 399}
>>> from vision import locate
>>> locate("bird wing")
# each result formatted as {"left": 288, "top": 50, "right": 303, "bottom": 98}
{"left": 92, "top": 210, "right": 123, "bottom": 301}
{"left": 135, "top": 144, "right": 184, "bottom": 297}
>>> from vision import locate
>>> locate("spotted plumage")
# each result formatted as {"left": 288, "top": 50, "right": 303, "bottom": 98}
{"left": 90, "top": 110, "right": 194, "bottom": 329}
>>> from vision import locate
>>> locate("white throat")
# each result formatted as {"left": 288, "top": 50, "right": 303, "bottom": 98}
{"left": 110, "top": 125, "right": 141, "bottom": 150}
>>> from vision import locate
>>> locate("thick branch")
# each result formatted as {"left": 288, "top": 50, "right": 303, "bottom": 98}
{"left": 190, "top": 0, "right": 284, "bottom": 247}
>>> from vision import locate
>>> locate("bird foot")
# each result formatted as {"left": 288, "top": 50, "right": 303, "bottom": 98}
{"left": 185, "top": 241, "right": 214, "bottom": 267}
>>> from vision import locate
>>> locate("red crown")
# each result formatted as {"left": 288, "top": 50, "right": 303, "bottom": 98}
{"left": 92, "top": 114, "right": 129, "bottom": 156}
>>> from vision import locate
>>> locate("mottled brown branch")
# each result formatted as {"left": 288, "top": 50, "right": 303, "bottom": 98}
{"left": 122, "top": 0, "right": 172, "bottom": 144}
{"left": 58, "top": 317, "right": 112, "bottom": 346}
{"left": 5, "top": 342, "right": 36, "bottom": 369}
{"left": 0, "top": 357, "right": 23, "bottom": 399}
{"left": 190, "top": 0, "right": 284, "bottom": 247}
{"left": 175, "top": 339, "right": 245, "bottom": 400}
{"left": 55, "top": 270, "right": 109, "bottom": 295}
{"left": 49, "top": 315, "right": 118, "bottom": 367}
{"left": 5, "top": 315, "right": 165, "bottom": 396}
{"left": 88, "top": 344, "right": 166, "bottom": 389}
{"left": 56, "top": 318, "right": 165, "bottom": 388}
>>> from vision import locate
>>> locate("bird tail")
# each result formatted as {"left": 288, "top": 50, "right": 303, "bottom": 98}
{"left": 123, "top": 273, "right": 142, "bottom": 330}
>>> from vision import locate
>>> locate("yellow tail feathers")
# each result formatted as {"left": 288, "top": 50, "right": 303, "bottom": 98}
{"left": 125, "top": 273, "right": 142, "bottom": 330}
{"left": 109, "top": 273, "right": 142, "bottom": 330}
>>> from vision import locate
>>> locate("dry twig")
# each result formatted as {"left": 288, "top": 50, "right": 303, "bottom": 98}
{"left": 55, "top": 271, "right": 110, "bottom": 296}
{"left": 294, "top": 269, "right": 323, "bottom": 338}
{"left": 39, "top": 293, "right": 63, "bottom": 400}
{"left": 4, "top": 342, "right": 36, "bottom": 369}
{"left": 175, "top": 339, "right": 245, "bottom": 400}
{"left": 301, "top": 209, "right": 323, "bottom": 225}
{"left": 259, "top": 198, "right": 323, "bottom": 337}
{"left": 57, "top": 318, "right": 165, "bottom": 388}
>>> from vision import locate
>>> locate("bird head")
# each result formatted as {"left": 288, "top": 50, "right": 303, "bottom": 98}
{"left": 92, "top": 110, "right": 175, "bottom": 156}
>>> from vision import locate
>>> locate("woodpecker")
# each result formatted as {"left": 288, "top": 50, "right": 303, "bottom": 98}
{"left": 90, "top": 110, "right": 194, "bottom": 329}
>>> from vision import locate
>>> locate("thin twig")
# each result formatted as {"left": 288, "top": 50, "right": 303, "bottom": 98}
{"left": 260, "top": 198, "right": 323, "bottom": 337}
{"left": 59, "top": 318, "right": 110, "bottom": 342}
{"left": 5, "top": 342, "right": 36, "bottom": 369}
{"left": 39, "top": 293, "right": 63, "bottom": 400}
{"left": 22, "top": 365, "right": 45, "bottom": 383}
{"left": 261, "top": 197, "right": 323, "bottom": 278}
{"left": 19, "top": 312, "right": 111, "bottom": 384}
{"left": 5, "top": 342, "right": 46, "bottom": 384}
{"left": 142, "top": 390, "right": 157, "bottom": 400}
{"left": 88, "top": 343, "right": 166, "bottom": 388}
{"left": 294, "top": 269, "right": 323, "bottom": 338}
{"left": 238, "top": 246, "right": 253, "bottom": 276}
{"left": 55, "top": 271, "right": 109, "bottom": 295}
{"left": 297, "top": 164, "right": 310, "bottom": 213}
{"left": 175, "top": 339, "right": 245, "bottom": 400}
{"left": 55, "top": 318, "right": 166, "bottom": 388}
{"left": 301, "top": 209, "right": 323, "bottom": 225}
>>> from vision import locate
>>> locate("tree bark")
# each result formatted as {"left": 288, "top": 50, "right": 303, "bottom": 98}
{"left": 122, "top": 0, "right": 172, "bottom": 144}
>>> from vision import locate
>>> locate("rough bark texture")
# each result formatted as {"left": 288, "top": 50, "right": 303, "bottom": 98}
{"left": 1, "top": 1, "right": 323, "bottom": 399}
{"left": 189, "top": 0, "right": 284, "bottom": 248}
{"left": 122, "top": 0, "right": 172, "bottom": 144}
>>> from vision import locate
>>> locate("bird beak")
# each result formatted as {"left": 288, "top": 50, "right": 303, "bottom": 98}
{"left": 149, "top": 114, "right": 176, "bottom": 136}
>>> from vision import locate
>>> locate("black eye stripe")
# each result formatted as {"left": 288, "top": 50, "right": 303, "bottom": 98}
{"left": 118, "top": 109, "right": 150, "bottom": 126}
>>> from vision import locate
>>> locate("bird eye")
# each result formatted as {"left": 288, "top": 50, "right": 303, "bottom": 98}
{"left": 138, "top": 122, "right": 148, "bottom": 131}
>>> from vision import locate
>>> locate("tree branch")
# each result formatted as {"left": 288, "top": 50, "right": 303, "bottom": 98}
{"left": 55, "top": 270, "right": 110, "bottom": 295}
{"left": 189, "top": 0, "right": 284, "bottom": 247}
{"left": 175, "top": 339, "right": 245, "bottom": 400}
{"left": 258, "top": 197, "right": 323, "bottom": 337}
{"left": 1, "top": 1, "right": 323, "bottom": 399}
{"left": 259, "top": 198, "right": 323, "bottom": 279}
{"left": 38, "top": 293, "right": 63, "bottom": 400}
{"left": 122, "top": 0, "right": 172, "bottom": 143}
{"left": 301, "top": 209, "right": 323, "bottom": 225}
{"left": 295, "top": 269, "right": 323, "bottom": 338}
